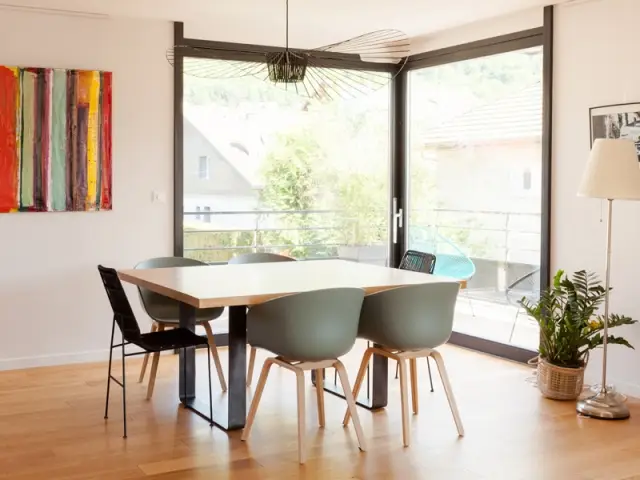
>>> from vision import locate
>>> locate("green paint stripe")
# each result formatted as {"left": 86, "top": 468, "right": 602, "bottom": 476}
{"left": 51, "top": 70, "right": 66, "bottom": 211}
{"left": 20, "top": 72, "right": 34, "bottom": 208}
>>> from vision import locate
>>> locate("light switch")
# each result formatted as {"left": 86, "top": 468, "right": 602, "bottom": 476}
{"left": 152, "top": 191, "right": 167, "bottom": 204}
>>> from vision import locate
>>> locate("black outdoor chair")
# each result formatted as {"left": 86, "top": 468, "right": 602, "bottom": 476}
{"left": 98, "top": 265, "right": 213, "bottom": 438}
{"left": 399, "top": 250, "right": 437, "bottom": 274}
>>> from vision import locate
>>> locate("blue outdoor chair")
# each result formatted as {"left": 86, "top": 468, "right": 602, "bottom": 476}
{"left": 409, "top": 227, "right": 476, "bottom": 282}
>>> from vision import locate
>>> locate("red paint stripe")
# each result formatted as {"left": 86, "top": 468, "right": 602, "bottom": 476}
{"left": 100, "top": 72, "right": 112, "bottom": 210}
{"left": 0, "top": 67, "right": 18, "bottom": 213}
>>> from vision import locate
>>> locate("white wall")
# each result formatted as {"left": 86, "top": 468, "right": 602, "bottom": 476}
{"left": 553, "top": 0, "right": 640, "bottom": 395}
{"left": 0, "top": 12, "right": 173, "bottom": 369}
{"left": 411, "top": 7, "right": 542, "bottom": 53}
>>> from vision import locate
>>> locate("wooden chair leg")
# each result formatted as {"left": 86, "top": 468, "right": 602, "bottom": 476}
{"left": 241, "top": 359, "right": 274, "bottom": 441}
{"left": 146, "top": 324, "right": 164, "bottom": 400}
{"left": 202, "top": 322, "right": 227, "bottom": 392}
{"left": 146, "top": 351, "right": 161, "bottom": 400}
{"left": 398, "top": 358, "right": 410, "bottom": 447}
{"left": 343, "top": 348, "right": 373, "bottom": 426}
{"left": 296, "top": 370, "right": 307, "bottom": 464}
{"left": 138, "top": 322, "right": 158, "bottom": 383}
{"left": 247, "top": 346, "right": 257, "bottom": 388}
{"left": 430, "top": 350, "right": 464, "bottom": 436}
{"left": 315, "top": 369, "right": 325, "bottom": 427}
{"left": 410, "top": 358, "right": 419, "bottom": 415}
{"left": 335, "top": 360, "right": 367, "bottom": 452}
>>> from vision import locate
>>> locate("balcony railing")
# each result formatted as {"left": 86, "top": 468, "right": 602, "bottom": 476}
{"left": 182, "top": 208, "right": 541, "bottom": 265}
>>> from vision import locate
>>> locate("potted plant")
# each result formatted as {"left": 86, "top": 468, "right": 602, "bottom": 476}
{"left": 520, "top": 269, "right": 636, "bottom": 400}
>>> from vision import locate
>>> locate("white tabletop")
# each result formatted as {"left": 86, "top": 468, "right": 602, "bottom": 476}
{"left": 118, "top": 259, "right": 462, "bottom": 309}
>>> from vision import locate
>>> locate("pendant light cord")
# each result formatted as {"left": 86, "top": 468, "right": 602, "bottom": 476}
{"left": 285, "top": 0, "right": 289, "bottom": 50}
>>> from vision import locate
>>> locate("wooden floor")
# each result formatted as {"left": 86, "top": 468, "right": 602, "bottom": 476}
{"left": 1, "top": 344, "right": 640, "bottom": 480}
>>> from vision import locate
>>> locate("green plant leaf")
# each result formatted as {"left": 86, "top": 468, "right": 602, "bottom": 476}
{"left": 521, "top": 269, "right": 635, "bottom": 367}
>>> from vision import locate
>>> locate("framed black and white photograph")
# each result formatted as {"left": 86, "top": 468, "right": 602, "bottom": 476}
{"left": 590, "top": 102, "right": 640, "bottom": 160}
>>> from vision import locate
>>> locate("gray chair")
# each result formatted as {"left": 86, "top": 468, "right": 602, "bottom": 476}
{"left": 241, "top": 288, "right": 367, "bottom": 464}
{"left": 227, "top": 252, "right": 296, "bottom": 387}
{"left": 343, "top": 283, "right": 464, "bottom": 447}
{"left": 135, "top": 257, "right": 227, "bottom": 398}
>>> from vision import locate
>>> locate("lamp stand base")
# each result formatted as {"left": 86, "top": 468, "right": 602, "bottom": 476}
{"left": 576, "top": 391, "right": 630, "bottom": 420}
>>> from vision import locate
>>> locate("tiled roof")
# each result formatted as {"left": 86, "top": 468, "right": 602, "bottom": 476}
{"left": 423, "top": 82, "right": 542, "bottom": 145}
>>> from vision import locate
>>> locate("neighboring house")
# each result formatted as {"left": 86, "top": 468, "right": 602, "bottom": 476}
{"left": 419, "top": 82, "right": 543, "bottom": 266}
{"left": 183, "top": 107, "right": 263, "bottom": 231}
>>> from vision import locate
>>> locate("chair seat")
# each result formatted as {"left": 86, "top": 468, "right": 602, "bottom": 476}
{"left": 148, "top": 304, "right": 224, "bottom": 324}
{"left": 134, "top": 328, "right": 209, "bottom": 352}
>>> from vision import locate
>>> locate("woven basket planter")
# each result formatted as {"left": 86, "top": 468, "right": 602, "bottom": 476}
{"left": 537, "top": 357, "right": 585, "bottom": 401}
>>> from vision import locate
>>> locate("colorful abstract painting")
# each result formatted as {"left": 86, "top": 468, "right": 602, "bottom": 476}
{"left": 0, "top": 66, "right": 112, "bottom": 212}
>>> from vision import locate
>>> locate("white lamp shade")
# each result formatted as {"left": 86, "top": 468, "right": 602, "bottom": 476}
{"left": 578, "top": 139, "right": 640, "bottom": 200}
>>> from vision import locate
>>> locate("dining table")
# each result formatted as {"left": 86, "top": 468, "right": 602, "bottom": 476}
{"left": 118, "top": 259, "right": 464, "bottom": 431}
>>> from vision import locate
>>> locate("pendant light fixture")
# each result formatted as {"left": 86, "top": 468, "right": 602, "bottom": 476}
{"left": 167, "top": 0, "right": 410, "bottom": 101}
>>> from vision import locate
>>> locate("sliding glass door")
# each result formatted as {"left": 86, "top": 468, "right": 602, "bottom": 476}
{"left": 174, "top": 23, "right": 551, "bottom": 358}
{"left": 181, "top": 58, "right": 391, "bottom": 336}
{"left": 406, "top": 46, "right": 544, "bottom": 352}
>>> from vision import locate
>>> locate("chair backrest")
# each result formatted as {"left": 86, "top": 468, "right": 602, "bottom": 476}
{"left": 228, "top": 252, "right": 296, "bottom": 265}
{"left": 399, "top": 250, "right": 436, "bottom": 274}
{"left": 358, "top": 282, "right": 460, "bottom": 351}
{"left": 134, "top": 257, "right": 207, "bottom": 317}
{"left": 97, "top": 265, "right": 141, "bottom": 341}
{"left": 409, "top": 226, "right": 476, "bottom": 280}
{"left": 247, "top": 288, "right": 365, "bottom": 362}
{"left": 433, "top": 253, "right": 476, "bottom": 280}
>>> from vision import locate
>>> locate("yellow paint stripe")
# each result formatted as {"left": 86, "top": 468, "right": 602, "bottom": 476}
{"left": 86, "top": 71, "right": 100, "bottom": 208}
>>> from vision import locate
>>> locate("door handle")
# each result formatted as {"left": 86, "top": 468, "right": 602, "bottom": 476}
{"left": 392, "top": 197, "right": 403, "bottom": 244}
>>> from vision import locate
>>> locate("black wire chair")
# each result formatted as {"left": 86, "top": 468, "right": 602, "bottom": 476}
{"left": 98, "top": 265, "right": 213, "bottom": 438}
{"left": 399, "top": 250, "right": 437, "bottom": 274}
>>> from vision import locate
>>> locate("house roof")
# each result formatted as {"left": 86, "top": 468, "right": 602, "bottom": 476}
{"left": 423, "top": 82, "right": 542, "bottom": 146}
{"left": 184, "top": 105, "right": 264, "bottom": 188}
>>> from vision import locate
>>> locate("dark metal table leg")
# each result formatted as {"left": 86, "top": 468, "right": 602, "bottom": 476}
{"left": 178, "top": 302, "right": 214, "bottom": 425}
{"left": 224, "top": 305, "right": 247, "bottom": 431}
{"left": 312, "top": 343, "right": 388, "bottom": 410}
{"left": 179, "top": 302, "right": 196, "bottom": 402}
{"left": 179, "top": 303, "right": 248, "bottom": 431}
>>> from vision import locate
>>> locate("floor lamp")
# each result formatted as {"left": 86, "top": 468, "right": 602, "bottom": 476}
{"left": 576, "top": 138, "right": 640, "bottom": 420}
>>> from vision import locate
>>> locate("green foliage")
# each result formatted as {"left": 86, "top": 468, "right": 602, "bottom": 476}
{"left": 258, "top": 130, "right": 335, "bottom": 258}
{"left": 183, "top": 227, "right": 255, "bottom": 263}
{"left": 332, "top": 172, "right": 387, "bottom": 246}
{"left": 520, "top": 270, "right": 637, "bottom": 368}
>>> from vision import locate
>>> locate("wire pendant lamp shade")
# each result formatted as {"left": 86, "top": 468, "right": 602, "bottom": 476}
{"left": 266, "top": 51, "right": 308, "bottom": 83}
{"left": 167, "top": 0, "right": 411, "bottom": 101}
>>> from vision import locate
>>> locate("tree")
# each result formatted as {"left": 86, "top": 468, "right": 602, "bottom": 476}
{"left": 258, "top": 129, "right": 335, "bottom": 258}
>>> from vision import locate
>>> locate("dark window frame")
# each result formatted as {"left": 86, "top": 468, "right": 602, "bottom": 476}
{"left": 172, "top": 5, "right": 554, "bottom": 359}
{"left": 398, "top": 8, "right": 553, "bottom": 362}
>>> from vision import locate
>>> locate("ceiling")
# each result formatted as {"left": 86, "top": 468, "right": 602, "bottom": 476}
{"left": 0, "top": 0, "right": 571, "bottom": 48}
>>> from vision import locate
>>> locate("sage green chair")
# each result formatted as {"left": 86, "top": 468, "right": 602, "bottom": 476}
{"left": 241, "top": 288, "right": 367, "bottom": 465}
{"left": 227, "top": 252, "right": 296, "bottom": 386}
{"left": 343, "top": 282, "right": 464, "bottom": 447}
{"left": 135, "top": 257, "right": 227, "bottom": 398}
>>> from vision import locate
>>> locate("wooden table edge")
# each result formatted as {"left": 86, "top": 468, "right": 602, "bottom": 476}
{"left": 118, "top": 268, "right": 466, "bottom": 310}
{"left": 117, "top": 269, "right": 203, "bottom": 308}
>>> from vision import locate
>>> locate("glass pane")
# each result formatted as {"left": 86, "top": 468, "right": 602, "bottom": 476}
{"left": 183, "top": 60, "right": 391, "bottom": 334}
{"left": 407, "top": 46, "right": 543, "bottom": 351}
